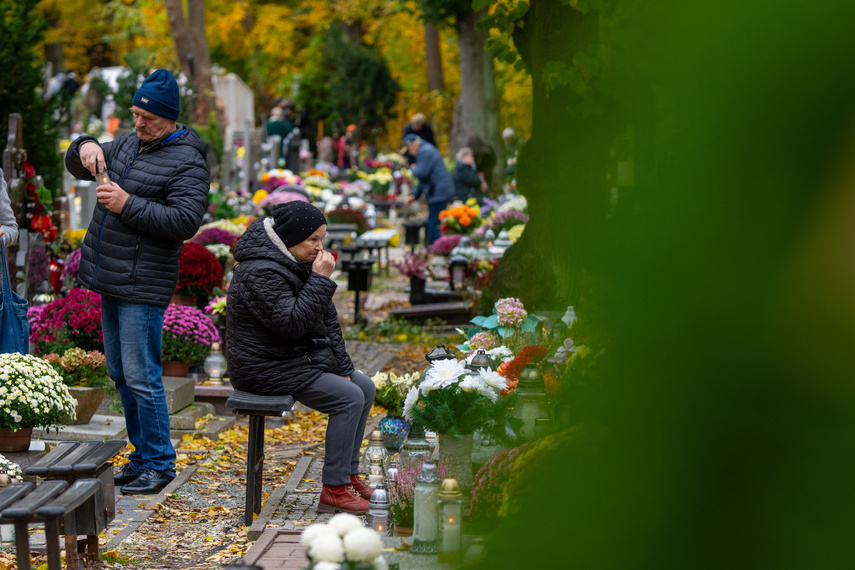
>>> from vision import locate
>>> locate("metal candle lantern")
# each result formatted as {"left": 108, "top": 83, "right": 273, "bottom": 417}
{"left": 367, "top": 484, "right": 393, "bottom": 536}
{"left": 468, "top": 349, "right": 495, "bottom": 373}
{"left": 341, "top": 258, "right": 375, "bottom": 324}
{"left": 399, "top": 424, "right": 432, "bottom": 468}
{"left": 410, "top": 460, "right": 441, "bottom": 554}
{"left": 422, "top": 344, "right": 456, "bottom": 382}
{"left": 483, "top": 228, "right": 496, "bottom": 247}
{"left": 513, "top": 363, "right": 550, "bottom": 440}
{"left": 363, "top": 429, "right": 389, "bottom": 477}
{"left": 203, "top": 341, "right": 228, "bottom": 385}
{"left": 385, "top": 459, "right": 399, "bottom": 485}
{"left": 448, "top": 254, "right": 469, "bottom": 290}
{"left": 403, "top": 219, "right": 425, "bottom": 253}
{"left": 437, "top": 478, "right": 463, "bottom": 561}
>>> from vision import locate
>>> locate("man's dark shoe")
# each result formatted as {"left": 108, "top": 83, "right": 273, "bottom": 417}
{"left": 121, "top": 469, "right": 175, "bottom": 495}
{"left": 113, "top": 463, "right": 143, "bottom": 486}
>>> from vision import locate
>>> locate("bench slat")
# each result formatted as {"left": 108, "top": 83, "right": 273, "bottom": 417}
{"left": 23, "top": 441, "right": 79, "bottom": 477}
{"left": 47, "top": 441, "right": 103, "bottom": 476}
{"left": 0, "top": 482, "right": 35, "bottom": 512}
{"left": 226, "top": 390, "right": 294, "bottom": 414}
{"left": 36, "top": 479, "right": 102, "bottom": 519}
{"left": 0, "top": 480, "right": 68, "bottom": 520}
{"left": 72, "top": 439, "right": 127, "bottom": 474}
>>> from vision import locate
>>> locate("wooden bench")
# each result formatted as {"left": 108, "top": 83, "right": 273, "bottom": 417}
{"left": 389, "top": 301, "right": 473, "bottom": 324}
{"left": 225, "top": 390, "right": 295, "bottom": 525}
{"left": 0, "top": 439, "right": 126, "bottom": 570}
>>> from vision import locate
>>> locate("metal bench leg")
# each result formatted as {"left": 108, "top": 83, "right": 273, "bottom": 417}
{"left": 246, "top": 414, "right": 265, "bottom": 525}
{"left": 13, "top": 521, "right": 32, "bottom": 570}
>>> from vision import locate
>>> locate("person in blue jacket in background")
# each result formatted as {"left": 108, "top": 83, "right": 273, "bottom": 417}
{"left": 403, "top": 134, "right": 454, "bottom": 245}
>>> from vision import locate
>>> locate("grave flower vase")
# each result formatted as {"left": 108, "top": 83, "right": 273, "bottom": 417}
{"left": 65, "top": 386, "right": 106, "bottom": 425}
{"left": 438, "top": 433, "right": 474, "bottom": 495}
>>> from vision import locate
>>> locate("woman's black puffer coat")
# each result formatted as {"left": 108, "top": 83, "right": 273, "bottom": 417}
{"left": 225, "top": 216, "right": 355, "bottom": 395}
{"left": 65, "top": 130, "right": 209, "bottom": 307}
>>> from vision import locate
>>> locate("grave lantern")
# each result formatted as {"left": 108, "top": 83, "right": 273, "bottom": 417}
{"left": 483, "top": 228, "right": 496, "bottom": 247}
{"left": 437, "top": 478, "right": 463, "bottom": 562}
{"left": 204, "top": 341, "right": 228, "bottom": 385}
{"left": 513, "top": 363, "right": 550, "bottom": 440}
{"left": 341, "top": 257, "right": 375, "bottom": 324}
{"left": 468, "top": 349, "right": 495, "bottom": 373}
{"left": 363, "top": 429, "right": 390, "bottom": 476}
{"left": 403, "top": 219, "right": 425, "bottom": 253}
{"left": 399, "top": 424, "right": 432, "bottom": 469}
{"left": 448, "top": 254, "right": 468, "bottom": 290}
{"left": 410, "top": 460, "right": 441, "bottom": 554}
{"left": 367, "top": 484, "right": 393, "bottom": 536}
{"left": 385, "top": 459, "right": 399, "bottom": 485}
{"left": 422, "top": 344, "right": 456, "bottom": 381}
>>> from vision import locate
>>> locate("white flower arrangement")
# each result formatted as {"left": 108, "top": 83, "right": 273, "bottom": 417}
{"left": 418, "top": 359, "right": 468, "bottom": 396}
{"left": 0, "top": 453, "right": 22, "bottom": 479}
{"left": 497, "top": 194, "right": 527, "bottom": 213}
{"left": 0, "top": 353, "right": 77, "bottom": 432}
{"left": 464, "top": 345, "right": 514, "bottom": 365}
{"left": 204, "top": 243, "right": 232, "bottom": 264}
{"left": 301, "top": 513, "right": 387, "bottom": 569}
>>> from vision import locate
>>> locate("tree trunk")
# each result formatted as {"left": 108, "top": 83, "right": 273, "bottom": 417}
{"left": 451, "top": 6, "right": 503, "bottom": 188}
{"left": 163, "top": 0, "right": 193, "bottom": 79}
{"left": 187, "top": 0, "right": 221, "bottom": 127}
{"left": 425, "top": 24, "right": 445, "bottom": 92}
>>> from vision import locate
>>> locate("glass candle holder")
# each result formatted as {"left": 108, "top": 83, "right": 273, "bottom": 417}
{"left": 410, "top": 460, "right": 441, "bottom": 554}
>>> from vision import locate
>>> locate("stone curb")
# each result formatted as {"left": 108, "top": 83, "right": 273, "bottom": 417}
{"left": 247, "top": 454, "right": 314, "bottom": 541}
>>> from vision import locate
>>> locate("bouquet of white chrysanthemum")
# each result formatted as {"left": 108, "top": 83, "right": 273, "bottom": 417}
{"left": 403, "top": 358, "right": 515, "bottom": 437}
{"left": 300, "top": 513, "right": 387, "bottom": 569}
{"left": 0, "top": 454, "right": 22, "bottom": 479}
{"left": 0, "top": 352, "right": 77, "bottom": 432}
{"left": 370, "top": 371, "right": 419, "bottom": 417}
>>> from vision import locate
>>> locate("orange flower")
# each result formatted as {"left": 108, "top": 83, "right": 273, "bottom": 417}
{"left": 439, "top": 210, "right": 449, "bottom": 219}
{"left": 459, "top": 215, "right": 471, "bottom": 226}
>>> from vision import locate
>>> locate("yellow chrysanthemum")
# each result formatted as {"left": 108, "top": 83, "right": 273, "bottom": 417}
{"left": 507, "top": 224, "right": 525, "bottom": 243}
{"left": 389, "top": 233, "right": 400, "bottom": 247}
{"left": 252, "top": 190, "right": 268, "bottom": 204}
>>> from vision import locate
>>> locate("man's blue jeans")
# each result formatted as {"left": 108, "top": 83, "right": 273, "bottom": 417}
{"left": 101, "top": 295, "right": 176, "bottom": 476}
{"left": 427, "top": 201, "right": 447, "bottom": 245}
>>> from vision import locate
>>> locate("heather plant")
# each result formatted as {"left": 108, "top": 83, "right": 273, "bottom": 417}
{"left": 392, "top": 248, "right": 430, "bottom": 280}
{"left": 161, "top": 304, "right": 221, "bottom": 363}
{"left": 387, "top": 455, "right": 448, "bottom": 528}
{"left": 42, "top": 348, "right": 110, "bottom": 390}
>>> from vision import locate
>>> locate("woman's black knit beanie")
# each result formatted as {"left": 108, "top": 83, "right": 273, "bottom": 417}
{"left": 271, "top": 201, "right": 327, "bottom": 248}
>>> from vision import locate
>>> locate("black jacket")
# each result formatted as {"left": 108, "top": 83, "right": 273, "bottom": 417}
{"left": 451, "top": 160, "right": 484, "bottom": 203}
{"left": 66, "top": 129, "right": 209, "bottom": 307}
{"left": 225, "top": 217, "right": 355, "bottom": 395}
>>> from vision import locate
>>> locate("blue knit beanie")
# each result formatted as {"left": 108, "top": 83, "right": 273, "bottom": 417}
{"left": 132, "top": 69, "right": 180, "bottom": 121}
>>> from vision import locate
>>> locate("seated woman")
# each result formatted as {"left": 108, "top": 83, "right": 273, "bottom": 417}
{"left": 225, "top": 200, "right": 375, "bottom": 514}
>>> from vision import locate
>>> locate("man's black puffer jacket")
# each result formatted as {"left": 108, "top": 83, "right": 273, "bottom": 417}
{"left": 225, "top": 217, "right": 355, "bottom": 395}
{"left": 65, "top": 129, "right": 209, "bottom": 307}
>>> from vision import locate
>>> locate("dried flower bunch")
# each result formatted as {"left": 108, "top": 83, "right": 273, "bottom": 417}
{"left": 177, "top": 242, "right": 224, "bottom": 299}
{"left": 392, "top": 248, "right": 430, "bottom": 280}
{"left": 42, "top": 348, "right": 110, "bottom": 390}
{"left": 0, "top": 353, "right": 77, "bottom": 431}
{"left": 161, "top": 304, "right": 221, "bottom": 363}
{"left": 300, "top": 513, "right": 387, "bottom": 569}
{"left": 387, "top": 455, "right": 448, "bottom": 528}
{"left": 370, "top": 371, "right": 420, "bottom": 417}
{"left": 28, "top": 288, "right": 103, "bottom": 354}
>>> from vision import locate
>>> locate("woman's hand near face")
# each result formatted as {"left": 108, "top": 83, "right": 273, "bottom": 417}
{"left": 312, "top": 250, "right": 336, "bottom": 277}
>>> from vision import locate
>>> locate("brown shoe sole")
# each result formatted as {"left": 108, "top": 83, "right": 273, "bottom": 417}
{"left": 317, "top": 502, "right": 368, "bottom": 515}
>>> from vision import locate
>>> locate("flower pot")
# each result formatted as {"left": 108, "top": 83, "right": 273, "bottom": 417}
{"left": 162, "top": 360, "right": 190, "bottom": 377}
{"left": 65, "top": 387, "right": 106, "bottom": 425}
{"left": 0, "top": 427, "right": 33, "bottom": 452}
{"left": 409, "top": 277, "right": 427, "bottom": 305}
{"left": 395, "top": 526, "right": 413, "bottom": 537}
{"left": 378, "top": 416, "right": 410, "bottom": 453}
{"left": 438, "top": 433, "right": 474, "bottom": 495}
{"left": 170, "top": 293, "right": 199, "bottom": 306}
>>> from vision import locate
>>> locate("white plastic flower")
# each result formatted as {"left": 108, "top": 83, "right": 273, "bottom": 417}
{"left": 301, "top": 523, "right": 340, "bottom": 547}
{"left": 328, "top": 512, "right": 364, "bottom": 536}
{"left": 478, "top": 367, "right": 508, "bottom": 394}
{"left": 342, "top": 527, "right": 383, "bottom": 562}
{"left": 459, "top": 375, "right": 498, "bottom": 402}
{"left": 486, "top": 346, "right": 514, "bottom": 363}
{"left": 370, "top": 372, "right": 389, "bottom": 389}
{"left": 308, "top": 534, "right": 345, "bottom": 563}
{"left": 372, "top": 554, "right": 389, "bottom": 570}
{"left": 424, "top": 359, "right": 467, "bottom": 394}
{"left": 313, "top": 562, "right": 342, "bottom": 570}
{"left": 403, "top": 386, "right": 420, "bottom": 421}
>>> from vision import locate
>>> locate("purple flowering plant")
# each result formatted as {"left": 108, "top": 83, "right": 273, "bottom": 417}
{"left": 457, "top": 296, "right": 539, "bottom": 352}
{"left": 191, "top": 227, "right": 238, "bottom": 248}
{"left": 387, "top": 455, "right": 449, "bottom": 528}
{"left": 428, "top": 234, "right": 461, "bottom": 256}
{"left": 392, "top": 248, "right": 430, "bottom": 280}
{"left": 61, "top": 248, "right": 82, "bottom": 284}
{"left": 29, "top": 288, "right": 104, "bottom": 354}
{"left": 483, "top": 210, "right": 529, "bottom": 234}
{"left": 162, "top": 304, "right": 221, "bottom": 363}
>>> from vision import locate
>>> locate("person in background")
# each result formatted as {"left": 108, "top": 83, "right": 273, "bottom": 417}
{"left": 1, "top": 168, "right": 19, "bottom": 248}
{"left": 226, "top": 201, "right": 375, "bottom": 515}
{"left": 466, "top": 133, "right": 497, "bottom": 192}
{"left": 451, "top": 147, "right": 488, "bottom": 203}
{"left": 267, "top": 107, "right": 293, "bottom": 162}
{"left": 65, "top": 68, "right": 210, "bottom": 496}
{"left": 402, "top": 112, "right": 436, "bottom": 162}
{"left": 403, "top": 134, "right": 455, "bottom": 245}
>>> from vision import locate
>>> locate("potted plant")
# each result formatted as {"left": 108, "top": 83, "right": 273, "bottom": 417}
{"left": 370, "top": 371, "right": 420, "bottom": 451}
{"left": 387, "top": 455, "right": 448, "bottom": 536}
{"left": 0, "top": 353, "right": 77, "bottom": 450}
{"left": 161, "top": 304, "right": 221, "bottom": 376}
{"left": 174, "top": 242, "right": 224, "bottom": 306}
{"left": 28, "top": 287, "right": 104, "bottom": 355}
{"left": 403, "top": 358, "right": 518, "bottom": 494}
{"left": 42, "top": 348, "right": 114, "bottom": 425}
{"left": 392, "top": 248, "right": 431, "bottom": 305}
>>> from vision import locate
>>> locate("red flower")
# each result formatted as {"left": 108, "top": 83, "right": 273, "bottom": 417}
{"left": 23, "top": 160, "right": 35, "bottom": 179}
{"left": 31, "top": 214, "right": 57, "bottom": 243}
{"left": 498, "top": 344, "right": 549, "bottom": 395}
{"left": 177, "top": 242, "right": 224, "bottom": 298}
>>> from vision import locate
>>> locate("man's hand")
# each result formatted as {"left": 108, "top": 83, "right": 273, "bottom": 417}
{"left": 79, "top": 141, "right": 106, "bottom": 176}
{"left": 0, "top": 225, "right": 5, "bottom": 239}
{"left": 312, "top": 250, "right": 336, "bottom": 277}
{"left": 341, "top": 375, "right": 352, "bottom": 382}
{"left": 405, "top": 195, "right": 416, "bottom": 204}
{"left": 97, "top": 181, "right": 130, "bottom": 214}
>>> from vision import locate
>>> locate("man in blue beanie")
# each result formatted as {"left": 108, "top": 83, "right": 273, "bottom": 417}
{"left": 64, "top": 69, "right": 210, "bottom": 495}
